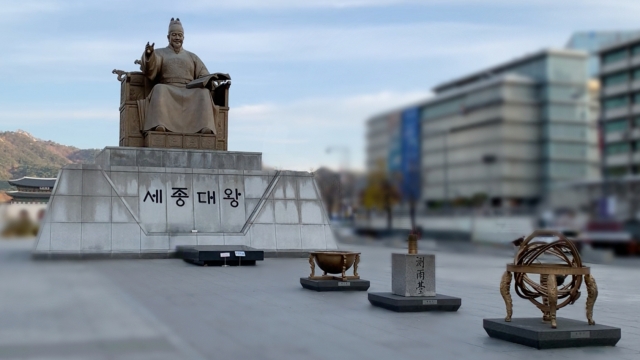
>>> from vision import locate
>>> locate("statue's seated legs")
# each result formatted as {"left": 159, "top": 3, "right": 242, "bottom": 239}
{"left": 143, "top": 84, "right": 217, "bottom": 134}
{"left": 151, "top": 125, "right": 213, "bottom": 134}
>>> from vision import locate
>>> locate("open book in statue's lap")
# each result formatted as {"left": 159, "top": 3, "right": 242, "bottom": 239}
{"left": 112, "top": 18, "right": 230, "bottom": 150}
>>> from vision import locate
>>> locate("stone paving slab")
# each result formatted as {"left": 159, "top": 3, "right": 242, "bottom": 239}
{"left": 0, "top": 240, "right": 203, "bottom": 360}
{"left": 2, "top": 238, "right": 640, "bottom": 359}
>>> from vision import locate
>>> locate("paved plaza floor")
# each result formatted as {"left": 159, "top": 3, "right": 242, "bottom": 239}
{"left": 1, "top": 237, "right": 639, "bottom": 359}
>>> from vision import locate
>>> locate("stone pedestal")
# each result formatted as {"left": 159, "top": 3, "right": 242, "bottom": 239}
{"left": 33, "top": 147, "right": 338, "bottom": 258}
{"left": 483, "top": 318, "right": 621, "bottom": 349}
{"left": 300, "top": 278, "right": 370, "bottom": 292}
{"left": 368, "top": 293, "right": 461, "bottom": 312}
{"left": 369, "top": 252, "right": 461, "bottom": 312}
{"left": 176, "top": 245, "right": 264, "bottom": 266}
{"left": 392, "top": 254, "right": 435, "bottom": 297}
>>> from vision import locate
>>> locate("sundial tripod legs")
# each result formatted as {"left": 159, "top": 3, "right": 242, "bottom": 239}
{"left": 353, "top": 254, "right": 360, "bottom": 277}
{"left": 341, "top": 254, "right": 347, "bottom": 280}
{"left": 547, "top": 274, "right": 558, "bottom": 329}
{"left": 500, "top": 271, "right": 513, "bottom": 322}
{"left": 308, "top": 254, "right": 316, "bottom": 278}
{"left": 585, "top": 274, "right": 598, "bottom": 325}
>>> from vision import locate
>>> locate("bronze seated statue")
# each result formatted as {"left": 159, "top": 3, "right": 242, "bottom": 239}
{"left": 112, "top": 18, "right": 230, "bottom": 150}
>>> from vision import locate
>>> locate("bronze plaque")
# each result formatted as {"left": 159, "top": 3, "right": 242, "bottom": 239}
{"left": 129, "top": 86, "right": 145, "bottom": 101}
{"left": 120, "top": 82, "right": 126, "bottom": 105}
{"left": 184, "top": 135, "right": 199, "bottom": 149}
{"left": 125, "top": 105, "right": 141, "bottom": 135}
{"left": 129, "top": 73, "right": 145, "bottom": 86}
{"left": 201, "top": 136, "right": 216, "bottom": 149}
{"left": 129, "top": 137, "right": 144, "bottom": 147}
{"left": 217, "top": 110, "right": 227, "bottom": 140}
{"left": 167, "top": 134, "right": 183, "bottom": 148}
{"left": 119, "top": 111, "right": 125, "bottom": 139}
{"left": 145, "top": 133, "right": 165, "bottom": 148}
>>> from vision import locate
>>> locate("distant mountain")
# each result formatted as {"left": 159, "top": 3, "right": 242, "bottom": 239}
{"left": 0, "top": 130, "right": 101, "bottom": 180}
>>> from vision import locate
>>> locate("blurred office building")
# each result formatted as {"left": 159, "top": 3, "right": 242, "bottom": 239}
{"left": 569, "top": 35, "right": 640, "bottom": 221}
{"left": 529, "top": 32, "right": 640, "bottom": 225}
{"left": 598, "top": 36, "right": 640, "bottom": 178}
{"left": 366, "top": 49, "right": 601, "bottom": 211}
{"left": 566, "top": 31, "right": 640, "bottom": 77}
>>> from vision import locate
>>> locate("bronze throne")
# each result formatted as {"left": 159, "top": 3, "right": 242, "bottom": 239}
{"left": 112, "top": 69, "right": 230, "bottom": 150}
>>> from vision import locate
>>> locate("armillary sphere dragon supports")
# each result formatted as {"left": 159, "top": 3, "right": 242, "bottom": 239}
{"left": 500, "top": 230, "right": 598, "bottom": 329}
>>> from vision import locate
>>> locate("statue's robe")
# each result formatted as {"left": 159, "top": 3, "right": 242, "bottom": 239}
{"left": 138, "top": 46, "right": 217, "bottom": 134}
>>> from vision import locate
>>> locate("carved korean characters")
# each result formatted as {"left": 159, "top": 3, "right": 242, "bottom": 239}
{"left": 139, "top": 172, "right": 245, "bottom": 233}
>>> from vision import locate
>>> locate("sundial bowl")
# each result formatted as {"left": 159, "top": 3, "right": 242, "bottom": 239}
{"left": 311, "top": 251, "right": 358, "bottom": 274}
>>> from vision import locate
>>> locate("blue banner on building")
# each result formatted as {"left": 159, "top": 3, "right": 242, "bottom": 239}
{"left": 387, "top": 112, "right": 402, "bottom": 175}
{"left": 400, "top": 107, "right": 421, "bottom": 201}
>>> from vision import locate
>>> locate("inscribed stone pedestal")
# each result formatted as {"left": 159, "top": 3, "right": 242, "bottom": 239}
{"left": 34, "top": 147, "right": 339, "bottom": 258}
{"left": 392, "top": 253, "right": 435, "bottom": 297}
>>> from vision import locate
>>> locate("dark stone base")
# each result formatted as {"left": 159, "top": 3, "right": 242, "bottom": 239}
{"left": 176, "top": 245, "right": 264, "bottom": 266}
{"left": 368, "top": 292, "right": 461, "bottom": 312}
{"left": 300, "top": 278, "right": 370, "bottom": 291}
{"left": 264, "top": 250, "right": 309, "bottom": 258}
{"left": 32, "top": 249, "right": 307, "bottom": 261}
{"left": 31, "top": 252, "right": 176, "bottom": 260}
{"left": 483, "top": 318, "right": 621, "bottom": 349}
{"left": 184, "top": 259, "right": 257, "bottom": 266}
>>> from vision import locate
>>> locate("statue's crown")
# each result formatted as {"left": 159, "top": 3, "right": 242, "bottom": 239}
{"left": 168, "top": 17, "right": 183, "bottom": 33}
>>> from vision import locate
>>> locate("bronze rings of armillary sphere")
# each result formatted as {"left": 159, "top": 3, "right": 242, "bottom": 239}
{"left": 500, "top": 230, "right": 598, "bottom": 329}
{"left": 308, "top": 251, "right": 360, "bottom": 281}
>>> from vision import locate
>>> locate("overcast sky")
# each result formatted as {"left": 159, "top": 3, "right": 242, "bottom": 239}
{"left": 3, "top": 0, "right": 640, "bottom": 171}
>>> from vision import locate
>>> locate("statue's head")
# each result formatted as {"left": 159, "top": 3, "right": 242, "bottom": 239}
{"left": 167, "top": 18, "right": 184, "bottom": 50}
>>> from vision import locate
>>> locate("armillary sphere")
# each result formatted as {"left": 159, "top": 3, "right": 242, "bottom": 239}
{"left": 500, "top": 230, "right": 598, "bottom": 329}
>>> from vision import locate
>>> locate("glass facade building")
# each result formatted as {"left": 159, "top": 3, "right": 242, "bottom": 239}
{"left": 598, "top": 35, "right": 640, "bottom": 178}
{"left": 566, "top": 31, "right": 640, "bottom": 77}
{"left": 366, "top": 49, "right": 600, "bottom": 209}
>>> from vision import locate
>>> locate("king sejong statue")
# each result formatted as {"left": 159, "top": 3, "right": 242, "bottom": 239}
{"left": 138, "top": 18, "right": 227, "bottom": 135}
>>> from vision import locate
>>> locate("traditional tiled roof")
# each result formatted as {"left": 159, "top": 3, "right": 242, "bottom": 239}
{"left": 7, "top": 177, "right": 57, "bottom": 188}
{"left": 5, "top": 191, "right": 52, "bottom": 199}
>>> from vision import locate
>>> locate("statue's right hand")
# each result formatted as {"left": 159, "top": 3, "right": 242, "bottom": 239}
{"left": 145, "top": 42, "right": 155, "bottom": 55}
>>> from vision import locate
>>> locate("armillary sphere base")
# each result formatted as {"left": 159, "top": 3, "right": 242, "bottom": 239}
{"left": 483, "top": 318, "right": 621, "bottom": 349}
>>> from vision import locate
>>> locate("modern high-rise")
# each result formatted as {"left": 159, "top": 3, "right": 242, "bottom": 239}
{"left": 566, "top": 31, "right": 640, "bottom": 77}
{"left": 365, "top": 49, "right": 601, "bottom": 208}
{"left": 598, "top": 36, "right": 640, "bottom": 178}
